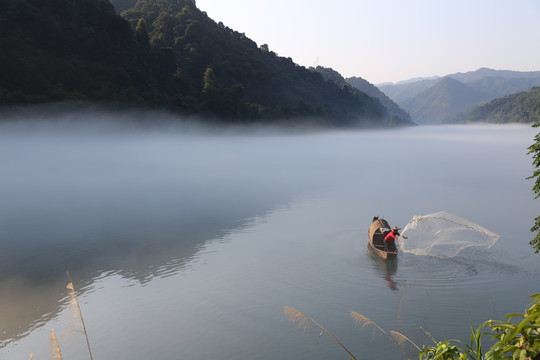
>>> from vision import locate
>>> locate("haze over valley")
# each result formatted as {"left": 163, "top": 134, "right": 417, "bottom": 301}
{"left": 1, "top": 1, "right": 540, "bottom": 359}
{"left": 375, "top": 68, "right": 540, "bottom": 124}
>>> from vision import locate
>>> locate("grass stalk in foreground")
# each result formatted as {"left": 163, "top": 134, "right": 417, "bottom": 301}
{"left": 285, "top": 294, "right": 540, "bottom": 359}
{"left": 50, "top": 329, "right": 63, "bottom": 360}
{"left": 66, "top": 272, "right": 94, "bottom": 360}
{"left": 350, "top": 311, "right": 420, "bottom": 360}
{"left": 284, "top": 306, "right": 421, "bottom": 360}
{"left": 284, "top": 306, "right": 359, "bottom": 360}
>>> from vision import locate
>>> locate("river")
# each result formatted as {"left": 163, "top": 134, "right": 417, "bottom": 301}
{"left": 0, "top": 110, "right": 539, "bottom": 359}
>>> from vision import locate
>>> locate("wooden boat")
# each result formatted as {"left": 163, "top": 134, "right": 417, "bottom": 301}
{"left": 368, "top": 216, "right": 398, "bottom": 260}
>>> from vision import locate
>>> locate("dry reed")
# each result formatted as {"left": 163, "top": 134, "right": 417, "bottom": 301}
{"left": 66, "top": 272, "right": 94, "bottom": 360}
{"left": 50, "top": 329, "right": 63, "bottom": 360}
{"left": 29, "top": 275, "right": 95, "bottom": 359}
{"left": 284, "top": 306, "right": 359, "bottom": 360}
{"left": 390, "top": 330, "right": 421, "bottom": 351}
{"left": 349, "top": 311, "right": 387, "bottom": 336}
{"left": 349, "top": 311, "right": 420, "bottom": 359}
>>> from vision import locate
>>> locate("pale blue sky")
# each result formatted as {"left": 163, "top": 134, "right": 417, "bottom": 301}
{"left": 196, "top": 0, "right": 540, "bottom": 84}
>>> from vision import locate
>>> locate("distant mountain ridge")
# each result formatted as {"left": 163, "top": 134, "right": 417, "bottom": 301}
{"left": 378, "top": 68, "right": 540, "bottom": 124}
{"left": 450, "top": 67, "right": 540, "bottom": 83}
{"left": 378, "top": 78, "right": 440, "bottom": 104}
{"left": 400, "top": 77, "right": 492, "bottom": 124}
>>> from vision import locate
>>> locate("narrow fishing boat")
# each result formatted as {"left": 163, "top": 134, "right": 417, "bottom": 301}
{"left": 368, "top": 216, "right": 398, "bottom": 260}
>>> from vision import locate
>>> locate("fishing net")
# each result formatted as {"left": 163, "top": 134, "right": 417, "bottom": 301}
{"left": 398, "top": 211, "right": 500, "bottom": 257}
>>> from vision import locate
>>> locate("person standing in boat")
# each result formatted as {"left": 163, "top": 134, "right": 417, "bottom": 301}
{"left": 384, "top": 227, "right": 401, "bottom": 251}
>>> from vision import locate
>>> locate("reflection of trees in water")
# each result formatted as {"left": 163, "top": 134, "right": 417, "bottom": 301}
{"left": 366, "top": 244, "right": 399, "bottom": 291}
{"left": 0, "top": 190, "right": 293, "bottom": 347}
{"left": 0, "top": 276, "right": 66, "bottom": 348}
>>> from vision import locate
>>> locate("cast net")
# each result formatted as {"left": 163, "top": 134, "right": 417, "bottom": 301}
{"left": 398, "top": 211, "right": 500, "bottom": 257}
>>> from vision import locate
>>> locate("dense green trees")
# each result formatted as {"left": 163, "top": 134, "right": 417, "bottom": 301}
{"left": 120, "top": 0, "right": 386, "bottom": 123}
{"left": 447, "top": 87, "right": 540, "bottom": 124}
{"left": 315, "top": 67, "right": 412, "bottom": 123}
{"left": 528, "top": 122, "right": 540, "bottom": 253}
{"left": 1, "top": 0, "right": 410, "bottom": 126}
{"left": 0, "top": 0, "right": 174, "bottom": 105}
{"left": 110, "top": 0, "right": 138, "bottom": 12}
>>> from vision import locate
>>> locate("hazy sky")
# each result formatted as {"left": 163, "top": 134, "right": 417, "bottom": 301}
{"left": 196, "top": 0, "right": 540, "bottom": 84}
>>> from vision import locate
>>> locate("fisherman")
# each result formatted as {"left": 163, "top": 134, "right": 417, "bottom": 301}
{"left": 384, "top": 226, "right": 401, "bottom": 250}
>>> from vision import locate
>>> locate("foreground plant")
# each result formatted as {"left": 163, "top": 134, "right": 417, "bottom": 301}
{"left": 350, "top": 311, "right": 420, "bottom": 360}
{"left": 485, "top": 293, "right": 540, "bottom": 360}
{"left": 419, "top": 340, "right": 465, "bottom": 360}
{"left": 30, "top": 275, "right": 95, "bottom": 360}
{"left": 284, "top": 306, "right": 419, "bottom": 360}
{"left": 285, "top": 293, "right": 540, "bottom": 360}
{"left": 50, "top": 329, "right": 63, "bottom": 360}
{"left": 528, "top": 122, "right": 540, "bottom": 253}
{"left": 419, "top": 293, "right": 540, "bottom": 360}
{"left": 284, "top": 306, "right": 359, "bottom": 360}
{"left": 66, "top": 273, "right": 94, "bottom": 360}
{"left": 418, "top": 326, "right": 480, "bottom": 360}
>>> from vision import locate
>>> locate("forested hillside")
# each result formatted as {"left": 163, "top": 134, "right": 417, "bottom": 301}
{"left": 445, "top": 87, "right": 540, "bottom": 124}
{"left": 0, "top": 0, "right": 172, "bottom": 104}
{"left": 346, "top": 76, "right": 411, "bottom": 122}
{"left": 310, "top": 66, "right": 411, "bottom": 123}
{"left": 117, "top": 0, "right": 407, "bottom": 125}
{"left": 0, "top": 0, "right": 410, "bottom": 126}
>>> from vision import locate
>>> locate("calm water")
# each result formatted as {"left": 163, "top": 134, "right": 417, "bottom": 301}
{"left": 1, "top": 110, "right": 539, "bottom": 360}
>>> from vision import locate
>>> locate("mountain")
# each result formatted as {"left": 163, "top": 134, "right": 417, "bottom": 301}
{"left": 378, "top": 75, "right": 440, "bottom": 87}
{"left": 450, "top": 67, "right": 540, "bottom": 83}
{"left": 466, "top": 76, "right": 540, "bottom": 99}
{"left": 379, "top": 68, "right": 540, "bottom": 105}
{"left": 379, "top": 68, "right": 540, "bottom": 124}
{"left": 0, "top": 0, "right": 173, "bottom": 104}
{"left": 119, "top": 0, "right": 408, "bottom": 126}
{"left": 0, "top": 0, "right": 410, "bottom": 127}
{"left": 400, "top": 77, "right": 492, "bottom": 124}
{"left": 377, "top": 68, "right": 540, "bottom": 124}
{"left": 346, "top": 76, "right": 412, "bottom": 123}
{"left": 445, "top": 87, "right": 540, "bottom": 124}
{"left": 309, "top": 66, "right": 412, "bottom": 124}
{"left": 378, "top": 78, "right": 440, "bottom": 104}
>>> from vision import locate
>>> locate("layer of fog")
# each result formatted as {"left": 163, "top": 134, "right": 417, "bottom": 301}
{"left": 1, "top": 107, "right": 536, "bottom": 282}
{"left": 1, "top": 106, "right": 537, "bottom": 349}
{"left": 1, "top": 106, "right": 327, "bottom": 282}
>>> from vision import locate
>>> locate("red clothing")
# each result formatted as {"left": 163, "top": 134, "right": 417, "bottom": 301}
{"left": 384, "top": 230, "right": 398, "bottom": 243}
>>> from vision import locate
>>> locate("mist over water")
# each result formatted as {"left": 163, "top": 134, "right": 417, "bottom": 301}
{"left": 0, "top": 108, "right": 539, "bottom": 360}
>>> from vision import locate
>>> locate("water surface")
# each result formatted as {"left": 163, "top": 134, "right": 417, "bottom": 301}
{"left": 0, "top": 112, "right": 539, "bottom": 359}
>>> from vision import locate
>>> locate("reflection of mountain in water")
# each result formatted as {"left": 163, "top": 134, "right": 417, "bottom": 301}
{"left": 0, "top": 121, "right": 304, "bottom": 347}
{"left": 1, "top": 185, "right": 294, "bottom": 346}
